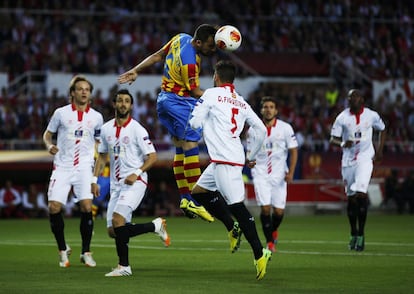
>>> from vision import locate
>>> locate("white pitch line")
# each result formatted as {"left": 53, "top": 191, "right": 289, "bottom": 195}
{"left": 1, "top": 240, "right": 414, "bottom": 257}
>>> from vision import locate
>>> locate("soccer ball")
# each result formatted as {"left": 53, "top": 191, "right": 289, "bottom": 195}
{"left": 214, "top": 25, "right": 242, "bottom": 51}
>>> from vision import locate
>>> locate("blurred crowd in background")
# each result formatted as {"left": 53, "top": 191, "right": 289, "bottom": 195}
{"left": 1, "top": 1, "right": 414, "bottom": 217}
{"left": 1, "top": 0, "right": 413, "bottom": 79}
{"left": 0, "top": 0, "right": 414, "bottom": 148}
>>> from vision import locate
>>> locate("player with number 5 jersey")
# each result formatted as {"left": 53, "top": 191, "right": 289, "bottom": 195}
{"left": 190, "top": 60, "right": 271, "bottom": 280}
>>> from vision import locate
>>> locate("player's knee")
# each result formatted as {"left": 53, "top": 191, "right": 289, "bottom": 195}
{"left": 107, "top": 227, "right": 116, "bottom": 238}
{"left": 260, "top": 205, "right": 272, "bottom": 215}
{"left": 111, "top": 212, "right": 126, "bottom": 228}
{"left": 79, "top": 199, "right": 93, "bottom": 213}
{"left": 48, "top": 201, "right": 62, "bottom": 214}
{"left": 356, "top": 192, "right": 368, "bottom": 199}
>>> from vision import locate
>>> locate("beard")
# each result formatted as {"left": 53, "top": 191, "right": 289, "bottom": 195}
{"left": 116, "top": 110, "right": 130, "bottom": 119}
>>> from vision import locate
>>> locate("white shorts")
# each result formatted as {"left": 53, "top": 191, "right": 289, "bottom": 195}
{"left": 252, "top": 175, "right": 287, "bottom": 209}
{"left": 196, "top": 163, "right": 244, "bottom": 205}
{"left": 47, "top": 167, "right": 93, "bottom": 205}
{"left": 106, "top": 180, "right": 147, "bottom": 228}
{"left": 342, "top": 160, "right": 373, "bottom": 196}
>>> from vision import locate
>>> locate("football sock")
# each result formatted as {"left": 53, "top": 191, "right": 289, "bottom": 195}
{"left": 357, "top": 196, "right": 368, "bottom": 236}
{"left": 192, "top": 191, "right": 234, "bottom": 231}
{"left": 49, "top": 212, "right": 66, "bottom": 251}
{"left": 80, "top": 212, "right": 93, "bottom": 253}
{"left": 347, "top": 197, "right": 358, "bottom": 236}
{"left": 173, "top": 147, "right": 191, "bottom": 198}
{"left": 229, "top": 202, "right": 263, "bottom": 259}
{"left": 114, "top": 226, "right": 130, "bottom": 266}
{"left": 260, "top": 213, "right": 273, "bottom": 243}
{"left": 272, "top": 212, "right": 284, "bottom": 231}
{"left": 126, "top": 222, "right": 154, "bottom": 237}
{"left": 183, "top": 147, "right": 201, "bottom": 192}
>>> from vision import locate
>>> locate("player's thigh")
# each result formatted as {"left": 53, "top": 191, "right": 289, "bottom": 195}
{"left": 106, "top": 189, "right": 119, "bottom": 228}
{"left": 196, "top": 164, "right": 217, "bottom": 192}
{"left": 157, "top": 94, "right": 200, "bottom": 141}
{"left": 253, "top": 177, "right": 273, "bottom": 206}
{"left": 72, "top": 169, "right": 94, "bottom": 201}
{"left": 113, "top": 181, "right": 147, "bottom": 222}
{"left": 271, "top": 179, "right": 287, "bottom": 209}
{"left": 342, "top": 166, "right": 356, "bottom": 196}
{"left": 353, "top": 160, "right": 373, "bottom": 194}
{"left": 215, "top": 165, "right": 244, "bottom": 205}
{"left": 47, "top": 169, "right": 72, "bottom": 204}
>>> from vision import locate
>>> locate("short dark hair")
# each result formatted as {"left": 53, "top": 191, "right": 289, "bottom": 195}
{"left": 69, "top": 75, "right": 93, "bottom": 94}
{"left": 113, "top": 89, "right": 134, "bottom": 104}
{"left": 215, "top": 60, "right": 236, "bottom": 83}
{"left": 348, "top": 89, "right": 363, "bottom": 99}
{"left": 193, "top": 24, "right": 217, "bottom": 42}
{"left": 260, "top": 96, "right": 278, "bottom": 108}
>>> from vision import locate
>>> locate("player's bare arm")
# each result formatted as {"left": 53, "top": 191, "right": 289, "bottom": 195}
{"left": 329, "top": 136, "right": 353, "bottom": 148}
{"left": 124, "top": 152, "right": 158, "bottom": 185}
{"left": 91, "top": 152, "right": 107, "bottom": 196}
{"left": 118, "top": 48, "right": 166, "bottom": 85}
{"left": 190, "top": 87, "right": 204, "bottom": 98}
{"left": 285, "top": 147, "right": 298, "bottom": 183}
{"left": 43, "top": 130, "right": 58, "bottom": 155}
{"left": 373, "top": 129, "right": 387, "bottom": 163}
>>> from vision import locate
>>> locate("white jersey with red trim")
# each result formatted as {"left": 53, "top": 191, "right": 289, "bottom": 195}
{"left": 331, "top": 107, "right": 385, "bottom": 167}
{"left": 247, "top": 118, "right": 298, "bottom": 178}
{"left": 46, "top": 104, "right": 103, "bottom": 169}
{"left": 98, "top": 117, "right": 156, "bottom": 185}
{"left": 190, "top": 84, "right": 266, "bottom": 165}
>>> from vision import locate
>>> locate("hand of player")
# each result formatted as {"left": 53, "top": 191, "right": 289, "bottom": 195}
{"left": 91, "top": 183, "right": 100, "bottom": 197}
{"left": 246, "top": 159, "right": 256, "bottom": 168}
{"left": 118, "top": 70, "right": 138, "bottom": 85}
{"left": 48, "top": 144, "right": 59, "bottom": 155}
{"left": 124, "top": 174, "right": 137, "bottom": 185}
{"left": 342, "top": 140, "right": 353, "bottom": 148}
{"left": 285, "top": 172, "right": 294, "bottom": 183}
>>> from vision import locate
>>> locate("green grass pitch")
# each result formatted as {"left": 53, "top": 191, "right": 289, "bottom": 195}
{"left": 0, "top": 213, "right": 413, "bottom": 293}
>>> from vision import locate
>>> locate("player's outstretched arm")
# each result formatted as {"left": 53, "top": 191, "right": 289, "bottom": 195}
{"left": 118, "top": 48, "right": 165, "bottom": 85}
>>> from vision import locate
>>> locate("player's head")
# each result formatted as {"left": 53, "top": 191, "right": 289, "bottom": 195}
{"left": 347, "top": 89, "right": 364, "bottom": 111}
{"left": 214, "top": 60, "right": 236, "bottom": 86}
{"left": 68, "top": 75, "right": 93, "bottom": 103}
{"left": 113, "top": 89, "right": 133, "bottom": 119}
{"left": 193, "top": 24, "right": 217, "bottom": 56}
{"left": 260, "top": 96, "right": 278, "bottom": 121}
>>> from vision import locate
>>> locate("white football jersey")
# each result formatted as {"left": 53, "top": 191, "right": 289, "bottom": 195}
{"left": 98, "top": 117, "right": 156, "bottom": 185}
{"left": 331, "top": 107, "right": 385, "bottom": 167}
{"left": 190, "top": 85, "right": 266, "bottom": 165}
{"left": 46, "top": 104, "right": 103, "bottom": 169}
{"left": 247, "top": 118, "right": 298, "bottom": 178}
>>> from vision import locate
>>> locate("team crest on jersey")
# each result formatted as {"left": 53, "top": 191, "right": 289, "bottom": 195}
{"left": 113, "top": 145, "right": 121, "bottom": 155}
{"left": 122, "top": 136, "right": 130, "bottom": 144}
{"left": 74, "top": 130, "right": 83, "bottom": 138}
